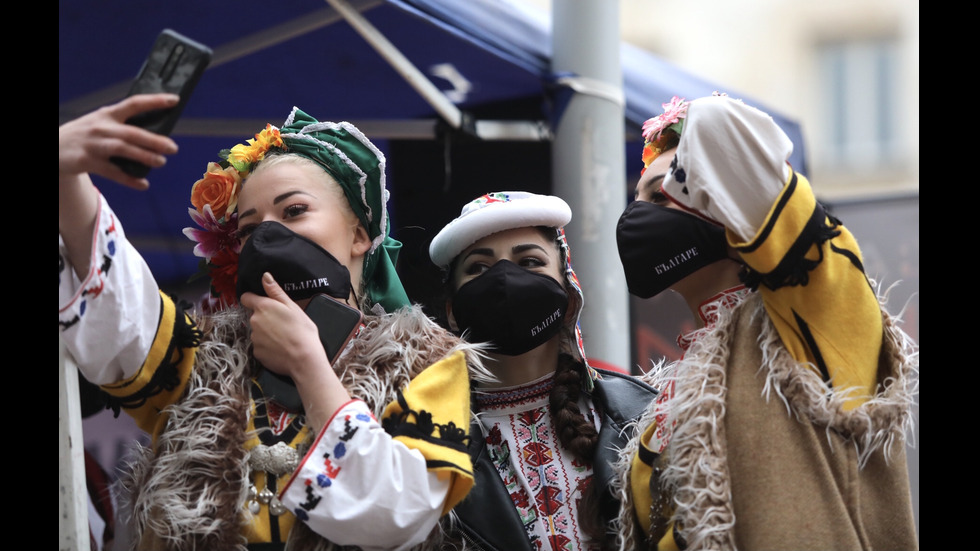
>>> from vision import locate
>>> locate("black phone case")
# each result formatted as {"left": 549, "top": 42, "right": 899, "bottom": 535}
{"left": 304, "top": 294, "right": 363, "bottom": 365}
{"left": 255, "top": 295, "right": 363, "bottom": 413}
{"left": 111, "top": 29, "right": 212, "bottom": 178}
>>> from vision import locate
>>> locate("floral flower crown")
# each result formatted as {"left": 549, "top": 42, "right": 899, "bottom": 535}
{"left": 640, "top": 96, "right": 688, "bottom": 174}
{"left": 183, "top": 124, "right": 285, "bottom": 309}
{"left": 640, "top": 92, "right": 735, "bottom": 174}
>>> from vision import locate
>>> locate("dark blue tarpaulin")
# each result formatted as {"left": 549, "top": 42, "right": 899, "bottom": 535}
{"left": 60, "top": 0, "right": 807, "bottom": 286}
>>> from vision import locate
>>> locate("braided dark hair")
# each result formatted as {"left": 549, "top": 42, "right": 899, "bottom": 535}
{"left": 444, "top": 224, "right": 613, "bottom": 548}
{"left": 549, "top": 352, "right": 617, "bottom": 548}
{"left": 549, "top": 354, "right": 598, "bottom": 459}
{"left": 539, "top": 228, "right": 613, "bottom": 549}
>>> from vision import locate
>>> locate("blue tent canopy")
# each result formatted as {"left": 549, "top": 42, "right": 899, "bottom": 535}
{"left": 60, "top": 0, "right": 807, "bottom": 287}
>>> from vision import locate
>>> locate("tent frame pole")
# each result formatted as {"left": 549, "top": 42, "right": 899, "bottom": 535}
{"left": 323, "top": 0, "right": 550, "bottom": 142}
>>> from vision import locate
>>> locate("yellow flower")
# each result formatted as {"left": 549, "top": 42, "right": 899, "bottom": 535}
{"left": 641, "top": 143, "right": 660, "bottom": 170}
{"left": 253, "top": 124, "right": 284, "bottom": 150}
{"left": 227, "top": 124, "right": 283, "bottom": 174}
{"left": 190, "top": 162, "right": 242, "bottom": 221}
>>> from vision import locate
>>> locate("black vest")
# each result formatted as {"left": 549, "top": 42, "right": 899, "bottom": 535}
{"left": 452, "top": 368, "right": 658, "bottom": 550}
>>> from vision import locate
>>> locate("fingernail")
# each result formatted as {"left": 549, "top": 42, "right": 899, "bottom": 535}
{"left": 263, "top": 272, "right": 274, "bottom": 284}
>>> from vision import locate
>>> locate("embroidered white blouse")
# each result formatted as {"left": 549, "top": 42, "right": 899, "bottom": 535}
{"left": 472, "top": 372, "right": 603, "bottom": 551}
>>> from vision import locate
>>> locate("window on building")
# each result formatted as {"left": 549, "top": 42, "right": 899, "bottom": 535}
{"left": 817, "top": 37, "right": 900, "bottom": 171}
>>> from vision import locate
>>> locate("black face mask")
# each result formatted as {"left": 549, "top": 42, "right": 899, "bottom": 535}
{"left": 452, "top": 260, "right": 569, "bottom": 356}
{"left": 616, "top": 200, "right": 731, "bottom": 298}
{"left": 236, "top": 221, "right": 352, "bottom": 302}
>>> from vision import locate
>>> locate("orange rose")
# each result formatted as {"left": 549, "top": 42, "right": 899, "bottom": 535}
{"left": 190, "top": 162, "right": 242, "bottom": 220}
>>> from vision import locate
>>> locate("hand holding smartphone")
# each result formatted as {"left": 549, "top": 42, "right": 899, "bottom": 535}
{"left": 110, "top": 29, "right": 212, "bottom": 178}
{"left": 303, "top": 294, "right": 364, "bottom": 365}
{"left": 256, "top": 294, "right": 363, "bottom": 413}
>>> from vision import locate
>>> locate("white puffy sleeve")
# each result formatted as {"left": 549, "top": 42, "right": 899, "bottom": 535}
{"left": 59, "top": 193, "right": 162, "bottom": 385}
{"left": 278, "top": 399, "right": 450, "bottom": 550}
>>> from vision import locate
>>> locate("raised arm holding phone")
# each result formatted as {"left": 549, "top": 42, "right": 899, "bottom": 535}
{"left": 59, "top": 92, "right": 489, "bottom": 550}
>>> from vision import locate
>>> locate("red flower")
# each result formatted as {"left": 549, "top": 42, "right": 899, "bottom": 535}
{"left": 208, "top": 248, "right": 240, "bottom": 308}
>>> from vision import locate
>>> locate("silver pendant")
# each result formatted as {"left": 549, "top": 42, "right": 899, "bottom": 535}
{"left": 247, "top": 441, "right": 301, "bottom": 517}
{"left": 249, "top": 441, "right": 301, "bottom": 475}
{"left": 269, "top": 497, "right": 287, "bottom": 516}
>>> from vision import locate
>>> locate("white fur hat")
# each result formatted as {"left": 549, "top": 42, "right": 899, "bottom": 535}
{"left": 429, "top": 191, "right": 572, "bottom": 269}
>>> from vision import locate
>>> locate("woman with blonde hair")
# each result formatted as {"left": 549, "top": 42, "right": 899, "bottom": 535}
{"left": 59, "top": 93, "right": 487, "bottom": 550}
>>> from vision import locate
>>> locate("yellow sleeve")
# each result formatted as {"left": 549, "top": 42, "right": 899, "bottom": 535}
{"left": 631, "top": 422, "right": 657, "bottom": 535}
{"left": 99, "top": 291, "right": 199, "bottom": 439}
{"left": 381, "top": 350, "right": 474, "bottom": 514}
{"left": 732, "top": 173, "right": 882, "bottom": 409}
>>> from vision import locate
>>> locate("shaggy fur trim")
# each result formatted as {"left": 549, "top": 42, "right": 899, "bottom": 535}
{"left": 334, "top": 306, "right": 494, "bottom": 417}
{"left": 611, "top": 359, "right": 669, "bottom": 551}
{"left": 116, "top": 305, "right": 491, "bottom": 551}
{"left": 653, "top": 299, "right": 739, "bottom": 551}
{"left": 116, "top": 306, "right": 253, "bottom": 551}
{"left": 613, "top": 290, "right": 919, "bottom": 551}
{"left": 424, "top": 512, "right": 477, "bottom": 551}
{"left": 757, "top": 297, "right": 919, "bottom": 468}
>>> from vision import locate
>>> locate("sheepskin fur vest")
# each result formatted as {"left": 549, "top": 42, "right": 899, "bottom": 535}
{"left": 613, "top": 293, "right": 919, "bottom": 551}
{"left": 116, "top": 304, "right": 488, "bottom": 551}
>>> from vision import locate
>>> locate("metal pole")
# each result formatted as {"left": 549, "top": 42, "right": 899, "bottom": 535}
{"left": 322, "top": 0, "right": 463, "bottom": 129}
{"left": 60, "top": 338, "right": 91, "bottom": 551}
{"left": 551, "top": 0, "right": 631, "bottom": 372}
{"left": 320, "top": 0, "right": 552, "bottom": 141}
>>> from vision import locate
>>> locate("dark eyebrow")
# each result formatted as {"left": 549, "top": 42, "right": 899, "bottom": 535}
{"left": 512, "top": 243, "right": 548, "bottom": 255}
{"left": 237, "top": 190, "right": 313, "bottom": 220}
{"left": 461, "top": 242, "right": 547, "bottom": 263}
{"left": 460, "top": 247, "right": 494, "bottom": 262}
{"left": 646, "top": 173, "right": 667, "bottom": 192}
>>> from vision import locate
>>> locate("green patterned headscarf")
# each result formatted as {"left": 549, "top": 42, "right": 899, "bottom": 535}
{"left": 276, "top": 107, "right": 409, "bottom": 314}
{"left": 185, "top": 107, "right": 409, "bottom": 313}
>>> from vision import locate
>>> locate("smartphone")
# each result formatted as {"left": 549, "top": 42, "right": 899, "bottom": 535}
{"left": 304, "top": 293, "right": 364, "bottom": 365}
{"left": 110, "top": 29, "right": 213, "bottom": 178}
{"left": 255, "top": 294, "right": 363, "bottom": 413}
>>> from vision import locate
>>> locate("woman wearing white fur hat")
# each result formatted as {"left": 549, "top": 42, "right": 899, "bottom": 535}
{"left": 429, "top": 191, "right": 657, "bottom": 551}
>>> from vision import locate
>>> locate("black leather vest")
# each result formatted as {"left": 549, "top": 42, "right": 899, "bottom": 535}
{"left": 451, "top": 368, "right": 658, "bottom": 550}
